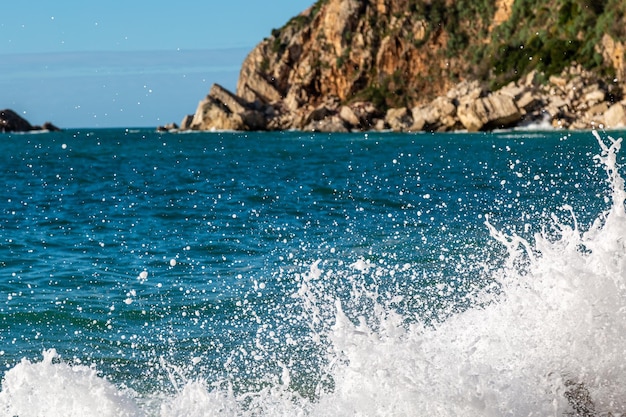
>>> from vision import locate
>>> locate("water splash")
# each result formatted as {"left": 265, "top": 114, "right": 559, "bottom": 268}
{"left": 1, "top": 131, "right": 625, "bottom": 416}
{"left": 306, "top": 130, "right": 626, "bottom": 416}
{"left": 0, "top": 349, "right": 142, "bottom": 417}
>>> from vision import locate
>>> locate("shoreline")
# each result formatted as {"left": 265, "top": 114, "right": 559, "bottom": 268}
{"left": 169, "top": 65, "right": 626, "bottom": 135}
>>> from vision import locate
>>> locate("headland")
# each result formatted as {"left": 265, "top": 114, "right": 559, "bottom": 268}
{"left": 171, "top": 0, "right": 626, "bottom": 133}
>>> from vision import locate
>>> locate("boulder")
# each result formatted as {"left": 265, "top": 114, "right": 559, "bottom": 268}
{"left": 374, "top": 119, "right": 387, "bottom": 131}
{"left": 549, "top": 75, "right": 567, "bottom": 88}
{"left": 516, "top": 90, "right": 542, "bottom": 112}
{"left": 447, "top": 80, "right": 485, "bottom": 105}
{"left": 385, "top": 107, "right": 413, "bottom": 132}
{"left": 583, "top": 89, "right": 606, "bottom": 106}
{"left": 587, "top": 102, "right": 609, "bottom": 116}
{"left": 336, "top": 102, "right": 384, "bottom": 130}
{"left": 456, "top": 103, "right": 484, "bottom": 132}
{"left": 350, "top": 102, "right": 383, "bottom": 129}
{"left": 339, "top": 105, "right": 361, "bottom": 128}
{"left": 498, "top": 82, "right": 525, "bottom": 100}
{"left": 305, "top": 115, "right": 349, "bottom": 132}
{"left": 156, "top": 122, "right": 178, "bottom": 132}
{"left": 548, "top": 95, "right": 569, "bottom": 109}
{"left": 305, "top": 105, "right": 334, "bottom": 125}
{"left": 410, "top": 107, "right": 428, "bottom": 131}
{"left": 410, "top": 96, "right": 458, "bottom": 131}
{"left": 190, "top": 83, "right": 267, "bottom": 131}
{"left": 191, "top": 96, "right": 243, "bottom": 131}
{"left": 604, "top": 102, "right": 626, "bottom": 128}
{"left": 457, "top": 93, "right": 522, "bottom": 131}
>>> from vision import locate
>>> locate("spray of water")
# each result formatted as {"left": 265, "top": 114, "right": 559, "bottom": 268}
{"left": 308, "top": 131, "right": 626, "bottom": 417}
{"left": 1, "top": 131, "right": 625, "bottom": 417}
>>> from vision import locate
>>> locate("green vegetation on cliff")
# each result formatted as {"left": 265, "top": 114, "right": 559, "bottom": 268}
{"left": 407, "top": 0, "right": 625, "bottom": 88}
{"left": 487, "top": 0, "right": 626, "bottom": 88}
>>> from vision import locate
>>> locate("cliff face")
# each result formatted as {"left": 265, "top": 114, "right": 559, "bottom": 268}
{"left": 237, "top": 0, "right": 492, "bottom": 116}
{"left": 183, "top": 0, "right": 626, "bottom": 132}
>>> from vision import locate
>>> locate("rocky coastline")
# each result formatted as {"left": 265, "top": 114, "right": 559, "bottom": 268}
{"left": 169, "top": 0, "right": 626, "bottom": 134}
{"left": 0, "top": 109, "right": 61, "bottom": 133}
{"left": 173, "top": 64, "right": 626, "bottom": 133}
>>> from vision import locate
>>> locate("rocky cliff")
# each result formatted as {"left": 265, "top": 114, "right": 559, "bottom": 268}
{"left": 182, "top": 0, "right": 626, "bottom": 132}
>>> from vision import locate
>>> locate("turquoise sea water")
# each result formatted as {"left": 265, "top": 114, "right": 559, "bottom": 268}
{"left": 0, "top": 129, "right": 625, "bottom": 416}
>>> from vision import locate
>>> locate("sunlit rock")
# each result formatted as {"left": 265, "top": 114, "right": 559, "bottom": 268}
{"left": 604, "top": 102, "right": 626, "bottom": 128}
{"left": 190, "top": 84, "right": 267, "bottom": 131}
{"left": 458, "top": 93, "right": 522, "bottom": 132}
{"left": 385, "top": 107, "right": 412, "bottom": 132}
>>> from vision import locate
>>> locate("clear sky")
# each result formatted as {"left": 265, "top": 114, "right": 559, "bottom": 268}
{"left": 0, "top": 1, "right": 314, "bottom": 128}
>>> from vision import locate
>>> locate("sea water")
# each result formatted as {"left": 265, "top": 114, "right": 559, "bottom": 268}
{"left": 0, "top": 128, "right": 624, "bottom": 416}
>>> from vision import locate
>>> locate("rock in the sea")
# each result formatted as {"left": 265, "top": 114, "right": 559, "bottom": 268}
{"left": 189, "top": 84, "right": 267, "bottom": 131}
{"left": 0, "top": 109, "right": 60, "bottom": 132}
{"left": 39, "top": 122, "right": 61, "bottom": 131}
{"left": 156, "top": 122, "right": 179, "bottom": 132}
{"left": 0, "top": 109, "right": 33, "bottom": 132}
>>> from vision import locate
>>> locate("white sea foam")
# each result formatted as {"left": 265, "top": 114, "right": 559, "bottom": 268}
{"left": 0, "top": 349, "right": 142, "bottom": 417}
{"left": 306, "top": 130, "right": 626, "bottom": 416}
{"left": 1, "top": 131, "right": 624, "bottom": 416}
{"left": 513, "top": 112, "right": 555, "bottom": 131}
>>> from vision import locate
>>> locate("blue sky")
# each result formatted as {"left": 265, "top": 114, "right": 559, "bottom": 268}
{"left": 0, "top": 1, "right": 314, "bottom": 128}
